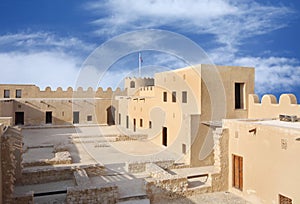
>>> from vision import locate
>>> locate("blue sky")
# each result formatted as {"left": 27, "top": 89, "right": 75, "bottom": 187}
{"left": 0, "top": 0, "right": 300, "bottom": 100}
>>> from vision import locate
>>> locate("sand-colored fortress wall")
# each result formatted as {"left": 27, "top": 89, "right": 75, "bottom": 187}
{"left": 0, "top": 85, "right": 126, "bottom": 126}
{"left": 124, "top": 77, "right": 154, "bottom": 96}
{"left": 248, "top": 94, "right": 300, "bottom": 119}
{"left": 0, "top": 84, "right": 127, "bottom": 99}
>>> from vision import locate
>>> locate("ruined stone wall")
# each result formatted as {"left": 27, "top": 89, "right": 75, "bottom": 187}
{"left": 125, "top": 159, "right": 175, "bottom": 173}
{"left": 19, "top": 164, "right": 105, "bottom": 185}
{"left": 1, "top": 126, "right": 23, "bottom": 204}
{"left": 143, "top": 163, "right": 188, "bottom": 202}
{"left": 211, "top": 128, "right": 229, "bottom": 192}
{"left": 66, "top": 184, "right": 118, "bottom": 204}
{"left": 13, "top": 191, "right": 34, "bottom": 204}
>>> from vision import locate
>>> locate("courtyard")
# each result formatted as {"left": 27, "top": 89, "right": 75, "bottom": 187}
{"left": 14, "top": 125, "right": 250, "bottom": 203}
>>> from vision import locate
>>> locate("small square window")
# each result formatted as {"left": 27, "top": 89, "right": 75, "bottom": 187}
{"left": 182, "top": 91, "right": 187, "bottom": 103}
{"left": 172, "top": 91, "right": 176, "bottom": 102}
{"left": 87, "top": 115, "right": 92, "bottom": 121}
{"left": 16, "top": 89, "right": 22, "bottom": 98}
{"left": 4, "top": 90, "right": 10, "bottom": 98}
{"left": 163, "top": 91, "right": 167, "bottom": 102}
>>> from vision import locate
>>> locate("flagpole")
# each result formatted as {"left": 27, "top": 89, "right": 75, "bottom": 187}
{"left": 138, "top": 52, "right": 141, "bottom": 77}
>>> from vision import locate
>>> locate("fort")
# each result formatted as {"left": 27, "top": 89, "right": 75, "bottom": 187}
{"left": 0, "top": 64, "right": 299, "bottom": 204}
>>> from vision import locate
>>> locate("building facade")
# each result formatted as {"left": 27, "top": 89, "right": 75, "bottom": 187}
{"left": 223, "top": 94, "right": 300, "bottom": 203}
{"left": 118, "top": 64, "right": 255, "bottom": 166}
{"left": 0, "top": 84, "right": 126, "bottom": 126}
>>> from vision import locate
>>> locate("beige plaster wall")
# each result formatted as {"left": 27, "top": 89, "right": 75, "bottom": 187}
{"left": 190, "top": 65, "right": 254, "bottom": 167}
{"left": 0, "top": 84, "right": 126, "bottom": 99}
{"left": 224, "top": 119, "right": 300, "bottom": 204}
{"left": 0, "top": 85, "right": 125, "bottom": 126}
{"left": 118, "top": 64, "right": 254, "bottom": 166}
{"left": 249, "top": 94, "right": 300, "bottom": 119}
{"left": 124, "top": 77, "right": 154, "bottom": 96}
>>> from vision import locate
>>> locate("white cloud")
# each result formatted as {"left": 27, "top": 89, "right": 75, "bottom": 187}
{"left": 233, "top": 56, "right": 300, "bottom": 94}
{"left": 0, "top": 32, "right": 98, "bottom": 90}
{"left": 0, "top": 32, "right": 95, "bottom": 53}
{"left": 87, "top": 0, "right": 292, "bottom": 47}
{"left": 0, "top": 51, "right": 80, "bottom": 90}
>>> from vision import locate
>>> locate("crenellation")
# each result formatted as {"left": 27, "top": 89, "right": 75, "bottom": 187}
{"left": 249, "top": 93, "right": 300, "bottom": 118}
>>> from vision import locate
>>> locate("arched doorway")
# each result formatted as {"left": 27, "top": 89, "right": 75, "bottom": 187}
{"left": 106, "top": 106, "right": 116, "bottom": 125}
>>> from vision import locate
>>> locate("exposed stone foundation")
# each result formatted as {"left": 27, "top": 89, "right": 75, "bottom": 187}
{"left": 126, "top": 159, "right": 175, "bottom": 173}
{"left": 66, "top": 184, "right": 118, "bottom": 204}
{"left": 13, "top": 191, "right": 34, "bottom": 204}
{"left": 1, "top": 126, "right": 23, "bottom": 203}
{"left": 19, "top": 164, "right": 105, "bottom": 185}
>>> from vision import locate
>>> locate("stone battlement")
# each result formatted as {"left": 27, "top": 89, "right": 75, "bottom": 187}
{"left": 0, "top": 84, "right": 127, "bottom": 99}
{"left": 249, "top": 94, "right": 300, "bottom": 119}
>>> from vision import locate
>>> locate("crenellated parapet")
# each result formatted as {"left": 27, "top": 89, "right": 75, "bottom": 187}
{"left": 0, "top": 84, "right": 127, "bottom": 99}
{"left": 248, "top": 94, "right": 300, "bottom": 119}
{"left": 124, "top": 77, "right": 154, "bottom": 96}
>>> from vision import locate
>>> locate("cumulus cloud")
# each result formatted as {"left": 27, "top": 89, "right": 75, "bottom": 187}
{"left": 0, "top": 51, "right": 80, "bottom": 90}
{"left": 86, "top": 0, "right": 299, "bottom": 96}
{"left": 234, "top": 56, "right": 300, "bottom": 94}
{"left": 86, "top": 0, "right": 292, "bottom": 47}
{"left": 0, "top": 32, "right": 98, "bottom": 89}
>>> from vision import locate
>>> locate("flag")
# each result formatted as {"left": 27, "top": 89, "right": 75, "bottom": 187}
{"left": 139, "top": 53, "right": 143, "bottom": 63}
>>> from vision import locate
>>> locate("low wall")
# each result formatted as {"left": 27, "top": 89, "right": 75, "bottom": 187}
{"left": 126, "top": 160, "right": 174, "bottom": 173}
{"left": 66, "top": 184, "right": 118, "bottom": 204}
{"left": 23, "top": 151, "right": 72, "bottom": 167}
{"left": 0, "top": 117, "right": 12, "bottom": 126}
{"left": 13, "top": 191, "right": 34, "bottom": 204}
{"left": 19, "top": 164, "right": 105, "bottom": 185}
{"left": 146, "top": 175, "right": 188, "bottom": 202}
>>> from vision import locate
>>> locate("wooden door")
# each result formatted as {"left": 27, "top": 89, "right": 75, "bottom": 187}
{"left": 233, "top": 154, "right": 243, "bottom": 190}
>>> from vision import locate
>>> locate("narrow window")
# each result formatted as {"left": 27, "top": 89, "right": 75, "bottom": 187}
{"left": 130, "top": 81, "right": 135, "bottom": 88}
{"left": 16, "top": 89, "right": 22, "bottom": 98}
{"left": 4, "top": 90, "right": 10, "bottom": 98}
{"left": 182, "top": 91, "right": 187, "bottom": 103}
{"left": 126, "top": 115, "right": 129, "bottom": 128}
{"left": 162, "top": 127, "right": 167, "bottom": 146}
{"left": 182, "top": 144, "right": 186, "bottom": 154}
{"left": 149, "top": 121, "right": 152, "bottom": 129}
{"left": 87, "top": 115, "right": 92, "bottom": 121}
{"left": 133, "top": 118, "right": 136, "bottom": 132}
{"left": 172, "top": 91, "right": 176, "bottom": 102}
{"left": 119, "top": 113, "right": 121, "bottom": 125}
{"left": 235, "top": 83, "right": 245, "bottom": 109}
{"left": 140, "top": 119, "right": 143, "bottom": 127}
{"left": 163, "top": 91, "right": 167, "bottom": 102}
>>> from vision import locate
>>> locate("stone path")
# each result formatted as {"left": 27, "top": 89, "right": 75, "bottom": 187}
{"left": 155, "top": 192, "right": 251, "bottom": 204}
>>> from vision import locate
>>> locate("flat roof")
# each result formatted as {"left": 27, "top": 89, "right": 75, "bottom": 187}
{"left": 252, "top": 119, "right": 300, "bottom": 130}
